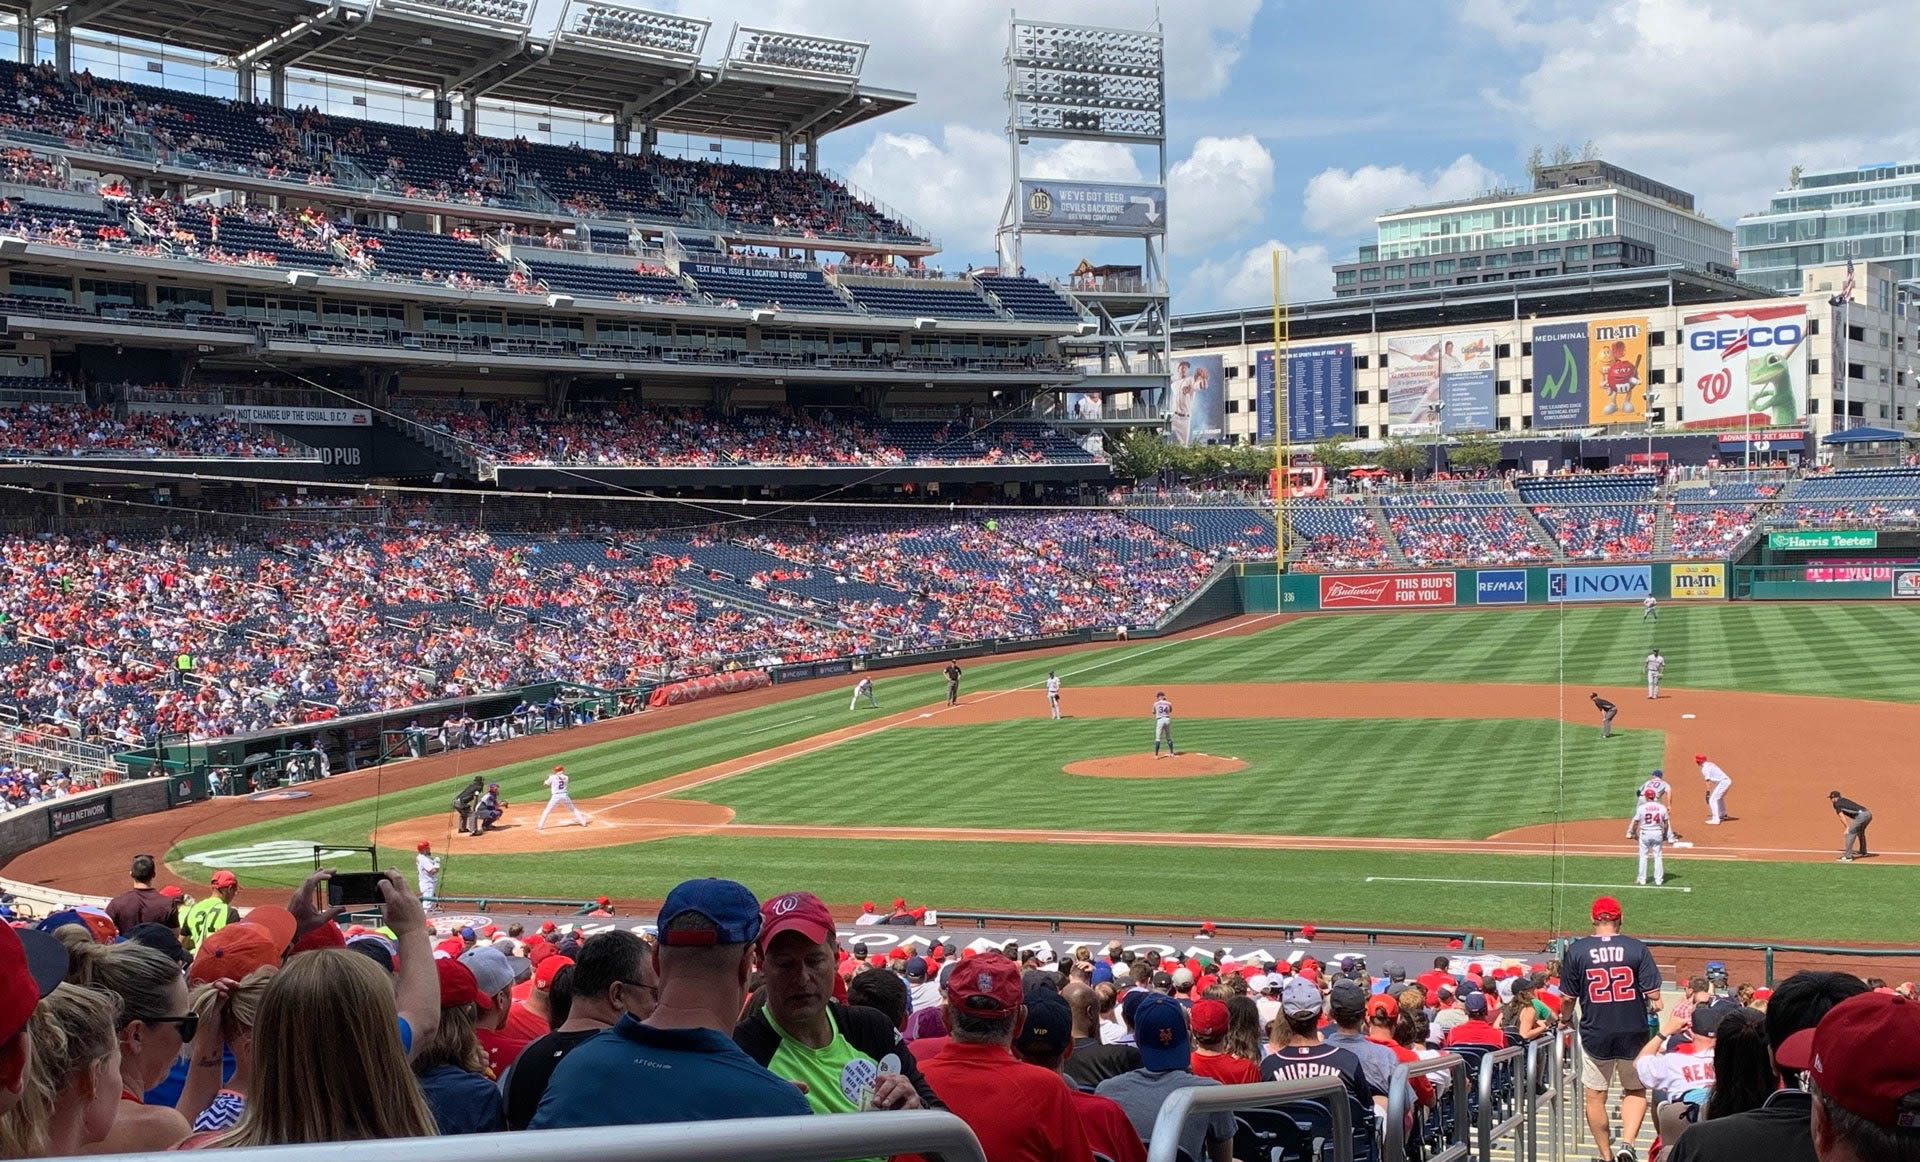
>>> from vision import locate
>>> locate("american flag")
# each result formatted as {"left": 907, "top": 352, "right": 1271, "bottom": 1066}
{"left": 1840, "top": 257, "right": 1855, "bottom": 301}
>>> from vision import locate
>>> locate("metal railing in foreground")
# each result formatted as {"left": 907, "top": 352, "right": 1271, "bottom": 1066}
{"left": 1146, "top": 1076, "right": 1355, "bottom": 1162}
{"left": 82, "top": 1112, "right": 985, "bottom": 1162}
{"left": 1385, "top": 1052, "right": 1471, "bottom": 1162}
{"left": 1474, "top": 1043, "right": 1528, "bottom": 1162}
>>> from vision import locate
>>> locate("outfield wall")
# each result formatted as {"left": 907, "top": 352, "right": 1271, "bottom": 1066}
{"left": 1238, "top": 562, "right": 1731, "bottom": 613}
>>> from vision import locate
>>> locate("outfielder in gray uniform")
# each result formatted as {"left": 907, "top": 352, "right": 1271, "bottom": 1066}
{"left": 1152, "top": 691, "right": 1176, "bottom": 757}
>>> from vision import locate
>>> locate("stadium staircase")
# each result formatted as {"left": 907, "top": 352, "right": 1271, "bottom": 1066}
{"left": 1512, "top": 495, "right": 1566, "bottom": 561}
{"left": 1367, "top": 495, "right": 1412, "bottom": 567}
{"left": 1652, "top": 498, "right": 1675, "bottom": 557}
{"left": 373, "top": 410, "right": 487, "bottom": 481}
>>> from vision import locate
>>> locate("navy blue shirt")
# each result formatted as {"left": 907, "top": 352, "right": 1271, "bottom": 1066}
{"left": 529, "top": 1015, "right": 812, "bottom": 1129}
{"left": 1563, "top": 934, "right": 1661, "bottom": 1060}
{"left": 416, "top": 1064, "right": 506, "bottom": 1134}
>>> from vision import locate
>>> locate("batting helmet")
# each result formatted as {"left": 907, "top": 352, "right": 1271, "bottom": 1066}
{"left": 1643, "top": 788, "right": 1658, "bottom": 800}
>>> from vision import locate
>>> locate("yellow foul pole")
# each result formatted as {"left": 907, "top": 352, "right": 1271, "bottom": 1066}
{"left": 1272, "top": 248, "right": 1290, "bottom": 570}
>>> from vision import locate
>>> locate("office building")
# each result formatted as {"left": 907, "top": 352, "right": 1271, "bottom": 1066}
{"left": 1737, "top": 161, "right": 1920, "bottom": 293}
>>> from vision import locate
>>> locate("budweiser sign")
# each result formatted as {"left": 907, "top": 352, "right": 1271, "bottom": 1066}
{"left": 1319, "top": 572, "right": 1457, "bottom": 609}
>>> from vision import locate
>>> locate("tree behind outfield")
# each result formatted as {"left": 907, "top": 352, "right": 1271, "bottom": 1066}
{"left": 1447, "top": 431, "right": 1503, "bottom": 473}
{"left": 1374, "top": 439, "right": 1427, "bottom": 477}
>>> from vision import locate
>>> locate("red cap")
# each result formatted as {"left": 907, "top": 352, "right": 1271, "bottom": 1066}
{"left": 945, "top": 952, "right": 1022, "bottom": 1017}
{"left": 416, "top": 841, "right": 431, "bottom": 852}
{"left": 960, "top": 948, "right": 977, "bottom": 960}
{"left": 1273, "top": 961, "right": 1292, "bottom": 976}
{"left": 288, "top": 921, "right": 345, "bottom": 956}
{"left": 435, "top": 958, "right": 492, "bottom": 1010}
{"left": 596, "top": 896, "right": 610, "bottom": 907}
{"left": 861, "top": 901, "right": 875, "bottom": 912}
{"left": 244, "top": 904, "right": 298, "bottom": 952}
{"left": 1190, "top": 999, "right": 1229, "bottom": 1037}
{"left": 889, "top": 947, "right": 911, "bottom": 961}
{"left": 759, "top": 891, "right": 835, "bottom": 951}
{"left": 1776, "top": 992, "right": 1920, "bottom": 1127}
{"left": 1694, "top": 753, "right": 1707, "bottom": 763}
{"left": 909, "top": 906, "right": 926, "bottom": 921}
{"left": 539, "top": 921, "right": 557, "bottom": 934}
{"left": 190, "top": 922, "right": 282, "bottom": 986}
{"left": 553, "top": 765, "right": 565, "bottom": 772}
{"left": 1201, "top": 922, "right": 1216, "bottom": 934}
{"left": 534, "top": 955, "right": 574, "bottom": 990}
{"left": 434, "top": 936, "right": 465, "bottom": 959}
{"left": 892, "top": 898, "right": 907, "bottom": 909}
{"left": 868, "top": 955, "right": 885, "bottom": 968}
{"left": 1300, "top": 925, "right": 1316, "bottom": 939}
{"left": 1366, "top": 993, "right": 1400, "bottom": 1021}
{"left": 1591, "top": 896, "right": 1623, "bottom": 921}
{"left": 159, "top": 885, "right": 183, "bottom": 899}
{"left": 210, "top": 870, "right": 238, "bottom": 890}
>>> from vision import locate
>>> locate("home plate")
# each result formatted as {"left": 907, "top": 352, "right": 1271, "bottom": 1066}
{"left": 1681, "top": 713, "right": 1696, "bottom": 719}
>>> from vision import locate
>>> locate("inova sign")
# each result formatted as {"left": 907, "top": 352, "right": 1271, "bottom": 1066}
{"left": 1547, "top": 566, "right": 1654, "bottom": 603}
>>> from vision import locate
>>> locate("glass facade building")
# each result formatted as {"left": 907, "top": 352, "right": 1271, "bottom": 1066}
{"left": 1736, "top": 162, "right": 1920, "bottom": 293}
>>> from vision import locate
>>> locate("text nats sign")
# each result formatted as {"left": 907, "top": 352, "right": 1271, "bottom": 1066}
{"left": 1319, "top": 572, "right": 1457, "bottom": 609}
{"left": 226, "top": 405, "right": 371, "bottom": 426}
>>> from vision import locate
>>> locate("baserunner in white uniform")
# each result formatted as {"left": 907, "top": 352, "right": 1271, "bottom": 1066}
{"left": 1695, "top": 753, "right": 1732, "bottom": 824}
{"left": 1630, "top": 789, "right": 1674, "bottom": 886}
{"left": 1045, "top": 671, "right": 1061, "bottom": 720}
{"left": 538, "top": 763, "right": 589, "bottom": 829}
{"left": 850, "top": 676, "right": 878, "bottom": 710}
{"left": 1152, "top": 691, "right": 1176, "bottom": 757}
{"left": 1645, "top": 649, "right": 1665, "bottom": 699}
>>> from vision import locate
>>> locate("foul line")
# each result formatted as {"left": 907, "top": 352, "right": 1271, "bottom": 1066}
{"left": 739, "top": 715, "right": 818, "bottom": 736}
{"left": 1366, "top": 876, "right": 1693, "bottom": 893}
{"left": 602, "top": 613, "right": 1286, "bottom": 811}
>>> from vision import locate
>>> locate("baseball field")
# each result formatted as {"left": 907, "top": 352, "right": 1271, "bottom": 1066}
{"left": 18, "top": 602, "right": 1920, "bottom": 946}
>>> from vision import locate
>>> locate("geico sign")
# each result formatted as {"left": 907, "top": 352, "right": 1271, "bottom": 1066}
{"left": 1689, "top": 324, "right": 1803, "bottom": 351}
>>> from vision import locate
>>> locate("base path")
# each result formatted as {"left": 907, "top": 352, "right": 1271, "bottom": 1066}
{"left": 359, "top": 681, "right": 1918, "bottom": 864}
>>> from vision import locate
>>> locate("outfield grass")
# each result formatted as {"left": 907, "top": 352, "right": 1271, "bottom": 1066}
{"left": 682, "top": 718, "right": 1661, "bottom": 839}
{"left": 165, "top": 603, "right": 1920, "bottom": 942}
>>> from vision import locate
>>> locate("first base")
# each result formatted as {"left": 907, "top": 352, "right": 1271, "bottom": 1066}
{"left": 1681, "top": 713, "right": 1697, "bottom": 719}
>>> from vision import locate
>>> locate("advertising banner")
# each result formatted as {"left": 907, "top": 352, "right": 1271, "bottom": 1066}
{"left": 1768, "top": 530, "right": 1876, "bottom": 550}
{"left": 1259, "top": 344, "right": 1354, "bottom": 443}
{"left": 683, "top": 261, "right": 826, "bottom": 286}
{"left": 1171, "top": 354, "right": 1224, "bottom": 445}
{"left": 1895, "top": 569, "right": 1920, "bottom": 598}
{"left": 48, "top": 795, "right": 112, "bottom": 837}
{"left": 1530, "top": 321, "right": 1590, "bottom": 429}
{"left": 1474, "top": 569, "right": 1529, "bottom": 604}
{"left": 1682, "top": 304, "right": 1808, "bottom": 429}
{"left": 1386, "top": 335, "right": 1442, "bottom": 436}
{"left": 1806, "top": 562, "right": 1897, "bottom": 583}
{"left": 1019, "top": 180, "right": 1166, "bottom": 236}
{"left": 1319, "top": 571, "right": 1457, "bottom": 609}
{"left": 1588, "top": 316, "right": 1649, "bottom": 425}
{"left": 1439, "top": 330, "right": 1496, "bottom": 432}
{"left": 1669, "top": 562, "right": 1726, "bottom": 600}
{"left": 1062, "top": 391, "right": 1105, "bottom": 421}
{"left": 226, "top": 405, "right": 371, "bottom": 426}
{"left": 1547, "top": 565, "right": 1653, "bottom": 603}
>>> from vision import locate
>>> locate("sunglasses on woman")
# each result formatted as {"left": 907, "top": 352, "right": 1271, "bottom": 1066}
{"left": 129, "top": 1013, "right": 200, "bottom": 1042}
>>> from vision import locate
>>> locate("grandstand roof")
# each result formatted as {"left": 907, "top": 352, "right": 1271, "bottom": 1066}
{"left": 53, "top": 0, "right": 914, "bottom": 144}
{"left": 1171, "top": 265, "right": 1781, "bottom": 349}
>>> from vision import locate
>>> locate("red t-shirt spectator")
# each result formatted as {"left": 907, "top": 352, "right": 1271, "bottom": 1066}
{"left": 1443, "top": 1018, "right": 1509, "bottom": 1049}
{"left": 503, "top": 1001, "right": 549, "bottom": 1043}
{"left": 919, "top": 1040, "right": 1095, "bottom": 1162}
{"left": 1189, "top": 1050, "right": 1260, "bottom": 1085}
{"left": 1066, "top": 1088, "right": 1146, "bottom": 1162}
{"left": 476, "top": 1026, "right": 532, "bottom": 1075}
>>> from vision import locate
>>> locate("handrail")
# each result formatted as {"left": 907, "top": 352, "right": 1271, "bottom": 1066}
{"left": 932, "top": 910, "right": 1479, "bottom": 947}
{"left": 1475, "top": 1044, "right": 1528, "bottom": 1162}
{"left": 78, "top": 1112, "right": 985, "bottom": 1162}
{"left": 1385, "top": 1052, "right": 1471, "bottom": 1162}
{"left": 1145, "top": 1076, "right": 1354, "bottom": 1162}
{"left": 1528, "top": 1029, "right": 1571, "bottom": 1162}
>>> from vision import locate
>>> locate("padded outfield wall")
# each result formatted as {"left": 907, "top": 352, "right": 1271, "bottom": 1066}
{"left": 1237, "top": 561, "right": 1730, "bottom": 612}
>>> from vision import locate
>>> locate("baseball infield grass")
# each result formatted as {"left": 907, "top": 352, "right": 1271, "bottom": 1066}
{"left": 166, "top": 603, "right": 1920, "bottom": 943}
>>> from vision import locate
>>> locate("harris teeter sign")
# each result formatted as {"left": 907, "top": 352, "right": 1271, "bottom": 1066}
{"left": 1768, "top": 530, "right": 1876, "bottom": 550}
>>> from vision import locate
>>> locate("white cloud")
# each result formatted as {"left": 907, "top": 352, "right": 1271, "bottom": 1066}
{"left": 1302, "top": 155, "right": 1504, "bottom": 237}
{"left": 1461, "top": 0, "right": 1920, "bottom": 219}
{"left": 1182, "top": 240, "right": 1332, "bottom": 311}
{"left": 1168, "top": 135, "right": 1275, "bottom": 253}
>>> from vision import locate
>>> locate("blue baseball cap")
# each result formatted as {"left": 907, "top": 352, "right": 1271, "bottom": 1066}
{"left": 1120, "top": 987, "right": 1151, "bottom": 1025}
{"left": 657, "top": 878, "right": 762, "bottom": 947}
{"left": 904, "top": 955, "right": 929, "bottom": 977}
{"left": 1133, "top": 994, "right": 1191, "bottom": 1072}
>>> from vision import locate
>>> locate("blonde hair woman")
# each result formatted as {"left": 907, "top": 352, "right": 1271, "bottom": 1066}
{"left": 195, "top": 950, "right": 435, "bottom": 1147}
{"left": 184, "top": 967, "right": 275, "bottom": 1133}
{"left": 0, "top": 984, "right": 121, "bottom": 1157}
{"left": 59, "top": 932, "right": 198, "bottom": 1153}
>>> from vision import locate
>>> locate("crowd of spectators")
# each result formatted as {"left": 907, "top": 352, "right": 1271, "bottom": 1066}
{"left": 5, "top": 871, "right": 1913, "bottom": 1161}
{"left": 1384, "top": 495, "right": 1553, "bottom": 567}
{"left": 1533, "top": 504, "right": 1657, "bottom": 560}
{"left": 0, "top": 761, "right": 103, "bottom": 811}
{"left": 0, "top": 404, "right": 296, "bottom": 458}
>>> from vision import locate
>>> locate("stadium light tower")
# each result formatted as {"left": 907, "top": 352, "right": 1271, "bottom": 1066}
{"left": 997, "top": 15, "right": 1169, "bottom": 423}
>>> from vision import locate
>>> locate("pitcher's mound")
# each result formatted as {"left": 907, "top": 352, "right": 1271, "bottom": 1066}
{"left": 1064, "top": 753, "right": 1248, "bottom": 779}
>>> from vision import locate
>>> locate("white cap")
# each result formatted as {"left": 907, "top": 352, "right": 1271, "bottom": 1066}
{"left": 1249, "top": 973, "right": 1272, "bottom": 992}
{"left": 1171, "top": 967, "right": 1195, "bottom": 987}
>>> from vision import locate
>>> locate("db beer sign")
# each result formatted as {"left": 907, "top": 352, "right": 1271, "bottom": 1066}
{"left": 1319, "top": 571, "right": 1457, "bottom": 609}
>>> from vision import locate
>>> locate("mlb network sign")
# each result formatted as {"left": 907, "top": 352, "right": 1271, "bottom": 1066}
{"left": 1475, "top": 569, "right": 1529, "bottom": 604}
{"left": 1547, "top": 565, "right": 1653, "bottom": 603}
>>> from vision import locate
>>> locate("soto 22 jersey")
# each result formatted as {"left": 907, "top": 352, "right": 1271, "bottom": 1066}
{"left": 1562, "top": 933, "right": 1660, "bottom": 1059}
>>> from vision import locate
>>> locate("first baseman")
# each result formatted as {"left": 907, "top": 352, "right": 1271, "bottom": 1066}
{"left": 1045, "top": 670, "right": 1061, "bottom": 720}
{"left": 1152, "top": 691, "right": 1176, "bottom": 757}
{"left": 1645, "top": 649, "right": 1664, "bottom": 699}
{"left": 1629, "top": 788, "right": 1674, "bottom": 886}
{"left": 1695, "top": 753, "right": 1731, "bottom": 824}
{"left": 538, "top": 764, "right": 588, "bottom": 830}
{"left": 850, "top": 676, "right": 878, "bottom": 710}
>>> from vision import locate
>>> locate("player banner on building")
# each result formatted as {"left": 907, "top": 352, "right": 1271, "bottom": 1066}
{"left": 1319, "top": 571, "right": 1456, "bottom": 609}
{"left": 1018, "top": 180, "right": 1166, "bottom": 236}
{"left": 1529, "top": 321, "right": 1589, "bottom": 429}
{"left": 1439, "top": 330, "right": 1496, "bottom": 432}
{"left": 1171, "top": 354, "right": 1224, "bottom": 445}
{"left": 1258, "top": 344, "right": 1353, "bottom": 443}
{"left": 1547, "top": 565, "right": 1653, "bottom": 603}
{"left": 1386, "top": 335, "right": 1442, "bottom": 436}
{"left": 1587, "top": 316, "right": 1649, "bottom": 425}
{"left": 1063, "top": 391, "right": 1105, "bottom": 421}
{"left": 1682, "top": 304, "right": 1808, "bottom": 429}
{"left": 1669, "top": 562, "right": 1726, "bottom": 600}
{"left": 1768, "top": 529, "right": 1876, "bottom": 550}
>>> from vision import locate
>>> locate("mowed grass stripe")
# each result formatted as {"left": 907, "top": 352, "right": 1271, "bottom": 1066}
{"left": 666, "top": 718, "right": 1660, "bottom": 840}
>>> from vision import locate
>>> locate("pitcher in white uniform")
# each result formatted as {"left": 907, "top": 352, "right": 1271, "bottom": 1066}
{"left": 1695, "top": 753, "right": 1731, "bottom": 824}
{"left": 1645, "top": 649, "right": 1665, "bottom": 699}
{"left": 1630, "top": 789, "right": 1674, "bottom": 885}
{"left": 1045, "top": 671, "right": 1061, "bottom": 720}
{"left": 538, "top": 763, "right": 588, "bottom": 829}
{"left": 415, "top": 840, "right": 441, "bottom": 909}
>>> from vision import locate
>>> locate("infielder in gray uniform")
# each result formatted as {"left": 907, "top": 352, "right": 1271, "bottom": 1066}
{"left": 1152, "top": 691, "right": 1176, "bottom": 757}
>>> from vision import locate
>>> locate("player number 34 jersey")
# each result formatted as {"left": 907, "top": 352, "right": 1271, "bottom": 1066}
{"left": 1563, "top": 934, "right": 1660, "bottom": 1059}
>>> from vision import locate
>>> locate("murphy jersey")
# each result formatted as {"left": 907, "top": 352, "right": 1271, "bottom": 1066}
{"left": 1633, "top": 801, "right": 1672, "bottom": 840}
{"left": 1562, "top": 934, "right": 1661, "bottom": 1059}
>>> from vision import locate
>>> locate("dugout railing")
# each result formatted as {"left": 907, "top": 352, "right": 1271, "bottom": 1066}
{"left": 935, "top": 909, "right": 1482, "bottom": 948}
